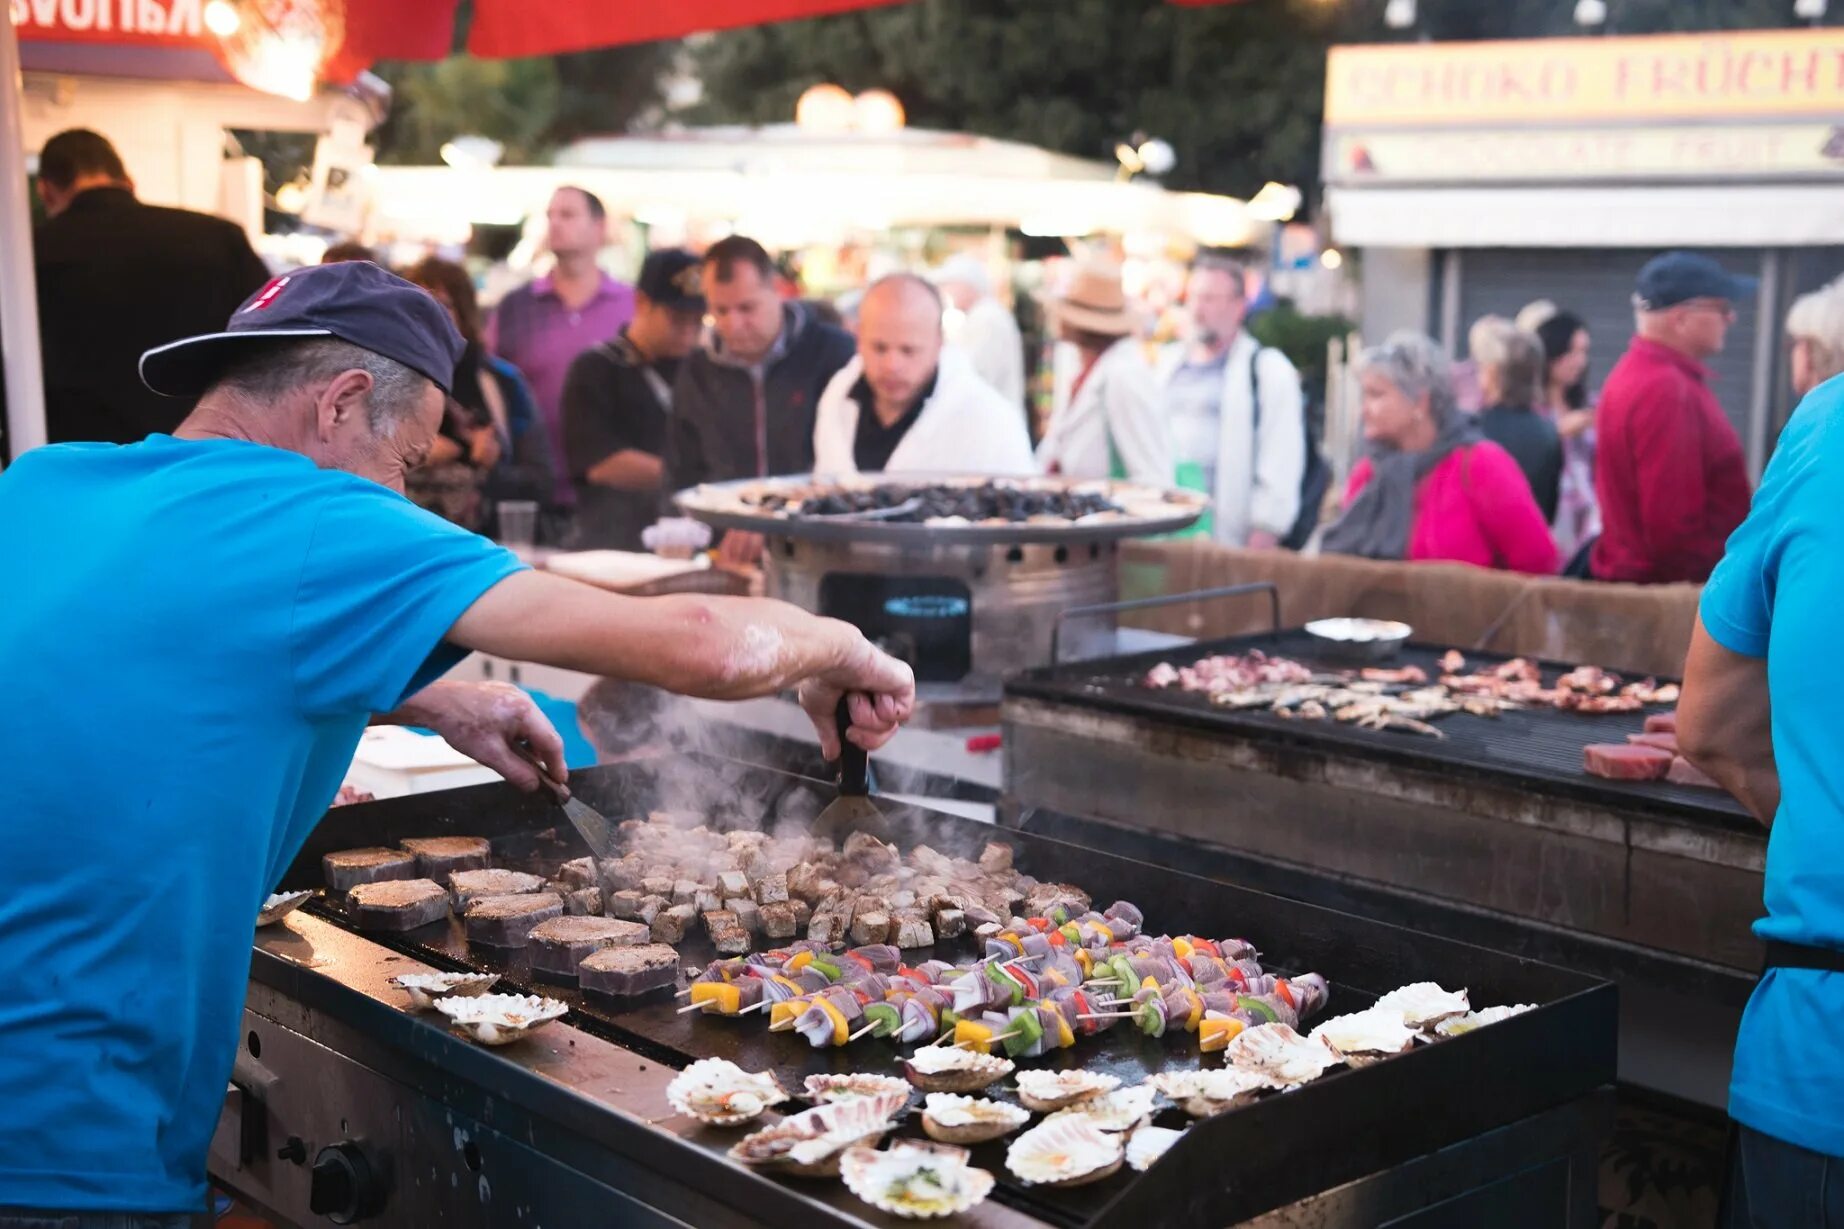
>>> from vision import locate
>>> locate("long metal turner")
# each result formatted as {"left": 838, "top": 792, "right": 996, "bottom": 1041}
{"left": 514, "top": 743, "right": 619, "bottom": 861}
{"left": 810, "top": 696, "right": 893, "bottom": 843}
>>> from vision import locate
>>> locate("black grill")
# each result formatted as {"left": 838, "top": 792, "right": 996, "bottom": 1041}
{"left": 1009, "top": 630, "right": 1750, "bottom": 831}
{"left": 285, "top": 756, "right": 1616, "bottom": 1229}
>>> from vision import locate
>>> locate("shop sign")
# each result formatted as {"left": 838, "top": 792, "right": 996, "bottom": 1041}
{"left": 1327, "top": 29, "right": 1844, "bottom": 126}
{"left": 1327, "top": 122, "right": 1844, "bottom": 184}
{"left": 11, "top": 0, "right": 207, "bottom": 44}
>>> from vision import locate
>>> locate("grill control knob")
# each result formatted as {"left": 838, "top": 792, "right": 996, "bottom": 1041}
{"left": 309, "top": 1141, "right": 384, "bottom": 1223}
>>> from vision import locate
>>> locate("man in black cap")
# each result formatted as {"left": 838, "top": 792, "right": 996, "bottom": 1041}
{"left": 33, "top": 127, "right": 271, "bottom": 444}
{"left": 562, "top": 248, "right": 707, "bottom": 549}
{"left": 0, "top": 261, "right": 914, "bottom": 1223}
{"left": 1589, "top": 250, "right": 1755, "bottom": 583}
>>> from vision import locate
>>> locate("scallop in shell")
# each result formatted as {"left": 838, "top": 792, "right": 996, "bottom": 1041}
{"left": 803, "top": 1073, "right": 913, "bottom": 1105}
{"left": 1013, "top": 1069, "right": 1120, "bottom": 1113}
{"left": 1374, "top": 982, "right": 1471, "bottom": 1029}
{"left": 1005, "top": 1117, "right": 1125, "bottom": 1187}
{"left": 667, "top": 1059, "right": 788, "bottom": 1126}
{"left": 434, "top": 992, "right": 568, "bottom": 1046}
{"left": 902, "top": 1046, "right": 1015, "bottom": 1094}
{"left": 1146, "top": 1067, "right": 1280, "bottom": 1115}
{"left": 257, "top": 890, "right": 314, "bottom": 927}
{"left": 391, "top": 971, "right": 500, "bottom": 1011}
{"left": 1224, "top": 1022, "right": 1341, "bottom": 1086}
{"left": 1310, "top": 1007, "right": 1419, "bottom": 1067}
{"left": 728, "top": 1090, "right": 908, "bottom": 1178}
{"left": 1045, "top": 1085, "right": 1157, "bottom": 1133}
{"left": 840, "top": 1141, "right": 995, "bottom": 1219}
{"left": 1432, "top": 1003, "right": 1536, "bottom": 1038}
{"left": 920, "top": 1094, "right": 1031, "bottom": 1145}
{"left": 1125, "top": 1125, "right": 1186, "bottom": 1172}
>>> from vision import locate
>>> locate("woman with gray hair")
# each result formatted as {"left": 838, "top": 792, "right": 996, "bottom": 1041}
{"left": 1322, "top": 331, "right": 1558, "bottom": 573}
{"left": 1787, "top": 274, "right": 1844, "bottom": 398}
{"left": 1471, "top": 316, "right": 1563, "bottom": 523}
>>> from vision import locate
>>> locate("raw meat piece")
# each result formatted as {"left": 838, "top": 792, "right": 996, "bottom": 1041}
{"left": 322, "top": 847, "right": 417, "bottom": 893}
{"left": 1583, "top": 743, "right": 1674, "bottom": 781}
{"left": 528, "top": 916, "right": 650, "bottom": 981}
{"left": 1667, "top": 757, "right": 1721, "bottom": 789}
{"left": 464, "top": 893, "right": 564, "bottom": 947}
{"left": 348, "top": 879, "right": 449, "bottom": 931}
{"left": 400, "top": 837, "right": 491, "bottom": 881}
{"left": 1644, "top": 712, "right": 1678, "bottom": 735}
{"left": 449, "top": 869, "right": 546, "bottom": 908}
{"left": 1626, "top": 732, "right": 1680, "bottom": 752}
{"left": 579, "top": 944, "right": 681, "bottom": 998}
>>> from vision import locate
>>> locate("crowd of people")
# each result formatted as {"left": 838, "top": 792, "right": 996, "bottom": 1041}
{"left": 30, "top": 127, "right": 1844, "bottom": 590}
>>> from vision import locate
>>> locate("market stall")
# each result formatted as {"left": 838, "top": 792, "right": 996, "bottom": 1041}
{"left": 216, "top": 755, "right": 1615, "bottom": 1227}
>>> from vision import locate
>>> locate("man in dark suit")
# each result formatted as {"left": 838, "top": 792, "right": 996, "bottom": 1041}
{"left": 33, "top": 129, "right": 271, "bottom": 443}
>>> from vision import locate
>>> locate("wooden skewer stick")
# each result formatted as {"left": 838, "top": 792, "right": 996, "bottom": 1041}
{"left": 954, "top": 1029, "right": 1022, "bottom": 1050}
{"left": 676, "top": 1001, "right": 712, "bottom": 1015}
{"left": 737, "top": 999, "right": 772, "bottom": 1014}
{"left": 1075, "top": 1011, "right": 1139, "bottom": 1020}
{"left": 847, "top": 1022, "right": 879, "bottom": 1042}
{"left": 769, "top": 1019, "right": 797, "bottom": 1033}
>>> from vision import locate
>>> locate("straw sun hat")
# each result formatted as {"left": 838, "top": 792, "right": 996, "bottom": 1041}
{"left": 1050, "top": 261, "right": 1139, "bottom": 337}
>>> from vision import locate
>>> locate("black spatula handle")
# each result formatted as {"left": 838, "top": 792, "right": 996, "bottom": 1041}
{"left": 836, "top": 695, "right": 870, "bottom": 797}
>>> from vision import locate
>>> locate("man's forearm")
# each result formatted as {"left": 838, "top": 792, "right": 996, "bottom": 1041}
{"left": 586, "top": 449, "right": 664, "bottom": 492}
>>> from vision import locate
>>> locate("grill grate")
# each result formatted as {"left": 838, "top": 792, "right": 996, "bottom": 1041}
{"left": 1009, "top": 630, "right": 1750, "bottom": 830}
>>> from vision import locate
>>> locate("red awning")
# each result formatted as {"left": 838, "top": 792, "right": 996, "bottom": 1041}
{"left": 465, "top": 0, "right": 913, "bottom": 59}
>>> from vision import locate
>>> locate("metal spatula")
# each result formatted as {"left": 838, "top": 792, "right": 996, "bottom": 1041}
{"left": 515, "top": 743, "right": 619, "bottom": 861}
{"left": 811, "top": 696, "right": 893, "bottom": 843}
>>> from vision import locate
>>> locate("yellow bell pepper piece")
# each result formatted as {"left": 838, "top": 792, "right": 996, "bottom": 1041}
{"left": 1199, "top": 1015, "right": 1245, "bottom": 1052}
{"left": 815, "top": 996, "right": 850, "bottom": 1046}
{"left": 690, "top": 982, "right": 741, "bottom": 1015}
{"left": 953, "top": 1019, "right": 995, "bottom": 1054}
{"left": 784, "top": 950, "right": 813, "bottom": 974}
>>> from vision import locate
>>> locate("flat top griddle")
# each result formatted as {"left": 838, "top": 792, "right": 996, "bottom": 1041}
{"left": 1007, "top": 629, "right": 1751, "bottom": 833}
{"left": 284, "top": 757, "right": 1616, "bottom": 1229}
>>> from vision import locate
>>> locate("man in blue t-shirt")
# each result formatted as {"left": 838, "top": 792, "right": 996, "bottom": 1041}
{"left": 1681, "top": 372, "right": 1844, "bottom": 1226}
{"left": 0, "top": 262, "right": 915, "bottom": 1224}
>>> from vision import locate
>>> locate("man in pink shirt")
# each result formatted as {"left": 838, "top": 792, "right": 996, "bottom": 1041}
{"left": 1590, "top": 252, "right": 1753, "bottom": 584}
{"left": 486, "top": 186, "right": 636, "bottom": 512}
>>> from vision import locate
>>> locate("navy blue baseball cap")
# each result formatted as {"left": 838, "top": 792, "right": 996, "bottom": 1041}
{"left": 140, "top": 260, "right": 467, "bottom": 398}
{"left": 1634, "top": 251, "right": 1758, "bottom": 311}
{"left": 635, "top": 248, "right": 706, "bottom": 313}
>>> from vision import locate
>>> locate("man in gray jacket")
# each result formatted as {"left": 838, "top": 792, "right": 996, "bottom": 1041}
{"left": 1156, "top": 256, "right": 1305, "bottom": 549}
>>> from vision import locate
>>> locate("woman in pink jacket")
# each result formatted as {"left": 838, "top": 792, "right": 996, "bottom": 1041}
{"left": 1322, "top": 331, "right": 1558, "bottom": 574}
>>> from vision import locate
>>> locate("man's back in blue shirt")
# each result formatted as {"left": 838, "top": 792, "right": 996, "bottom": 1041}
{"left": 0, "top": 435, "right": 519, "bottom": 1211}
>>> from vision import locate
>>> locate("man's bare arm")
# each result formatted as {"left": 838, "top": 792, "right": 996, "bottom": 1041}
{"left": 1679, "top": 617, "right": 1779, "bottom": 826}
{"left": 585, "top": 449, "right": 663, "bottom": 492}
{"left": 446, "top": 570, "right": 914, "bottom": 758}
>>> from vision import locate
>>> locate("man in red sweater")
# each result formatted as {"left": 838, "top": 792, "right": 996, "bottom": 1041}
{"left": 1590, "top": 252, "right": 1755, "bottom": 584}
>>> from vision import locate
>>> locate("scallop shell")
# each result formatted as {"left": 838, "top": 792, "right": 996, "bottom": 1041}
{"left": 804, "top": 1073, "right": 913, "bottom": 1105}
{"left": 390, "top": 971, "right": 500, "bottom": 1011}
{"left": 434, "top": 992, "right": 568, "bottom": 1046}
{"left": 1432, "top": 1003, "right": 1536, "bottom": 1038}
{"left": 728, "top": 1090, "right": 908, "bottom": 1177}
{"left": 840, "top": 1141, "right": 995, "bottom": 1219}
{"left": 257, "top": 890, "right": 314, "bottom": 927}
{"left": 1045, "top": 1085, "right": 1157, "bottom": 1133}
{"left": 1224, "top": 1022, "right": 1341, "bottom": 1086}
{"left": 1005, "top": 1118, "right": 1125, "bottom": 1187}
{"left": 1126, "top": 1125, "right": 1186, "bottom": 1172}
{"left": 1146, "top": 1067, "right": 1279, "bottom": 1113}
{"left": 920, "top": 1095, "right": 1031, "bottom": 1144}
{"left": 902, "top": 1047, "right": 1014, "bottom": 1094}
{"left": 667, "top": 1059, "right": 788, "bottom": 1126}
{"left": 1310, "top": 1007, "right": 1420, "bottom": 1066}
{"left": 1013, "top": 1069, "right": 1120, "bottom": 1113}
{"left": 1374, "top": 982, "right": 1471, "bottom": 1029}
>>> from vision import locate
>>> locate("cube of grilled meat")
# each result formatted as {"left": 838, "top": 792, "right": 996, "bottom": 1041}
{"left": 712, "top": 926, "right": 751, "bottom": 956}
{"left": 702, "top": 908, "right": 739, "bottom": 937}
{"left": 1024, "top": 883, "right": 1092, "bottom": 918}
{"left": 606, "top": 890, "right": 645, "bottom": 921}
{"left": 753, "top": 872, "right": 789, "bottom": 905}
{"left": 842, "top": 831, "right": 900, "bottom": 873}
{"left": 893, "top": 913, "right": 934, "bottom": 949}
{"left": 974, "top": 921, "right": 1002, "bottom": 942}
{"left": 650, "top": 905, "right": 693, "bottom": 945}
{"left": 717, "top": 870, "right": 750, "bottom": 898}
{"left": 933, "top": 908, "right": 966, "bottom": 939}
{"left": 978, "top": 842, "right": 1014, "bottom": 874}
{"left": 564, "top": 886, "right": 603, "bottom": 916}
{"left": 807, "top": 909, "right": 845, "bottom": 944}
{"left": 695, "top": 887, "right": 722, "bottom": 914}
{"left": 729, "top": 899, "right": 761, "bottom": 934}
{"left": 671, "top": 880, "right": 700, "bottom": 906}
{"left": 849, "top": 910, "right": 891, "bottom": 946}
{"left": 791, "top": 899, "right": 813, "bottom": 929}
{"left": 557, "top": 857, "right": 598, "bottom": 890}
{"left": 635, "top": 894, "right": 669, "bottom": 925}
{"left": 639, "top": 876, "right": 675, "bottom": 900}
{"left": 759, "top": 901, "right": 798, "bottom": 939}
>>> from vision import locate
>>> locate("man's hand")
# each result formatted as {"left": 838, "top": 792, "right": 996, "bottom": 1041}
{"left": 1245, "top": 529, "right": 1281, "bottom": 551}
{"left": 385, "top": 680, "right": 568, "bottom": 792}
{"left": 718, "top": 530, "right": 766, "bottom": 568}
{"left": 468, "top": 426, "right": 503, "bottom": 470}
{"left": 797, "top": 634, "right": 917, "bottom": 760}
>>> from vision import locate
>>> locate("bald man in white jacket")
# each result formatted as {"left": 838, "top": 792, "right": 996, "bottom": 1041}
{"left": 813, "top": 275, "right": 1035, "bottom": 477}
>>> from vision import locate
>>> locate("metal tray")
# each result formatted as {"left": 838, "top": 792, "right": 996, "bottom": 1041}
{"left": 284, "top": 755, "right": 1616, "bottom": 1229}
{"left": 1008, "top": 628, "right": 1750, "bottom": 831}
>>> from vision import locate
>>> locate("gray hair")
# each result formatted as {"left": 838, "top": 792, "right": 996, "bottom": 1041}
{"left": 1787, "top": 275, "right": 1844, "bottom": 389}
{"left": 1358, "top": 330, "right": 1458, "bottom": 429}
{"left": 1467, "top": 315, "right": 1545, "bottom": 410}
{"left": 210, "top": 337, "right": 434, "bottom": 433}
{"left": 1189, "top": 253, "right": 1247, "bottom": 296}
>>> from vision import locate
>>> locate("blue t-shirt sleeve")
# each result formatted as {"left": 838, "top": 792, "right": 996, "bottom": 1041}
{"left": 291, "top": 482, "right": 526, "bottom": 716}
{"left": 1701, "top": 507, "right": 1774, "bottom": 659}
